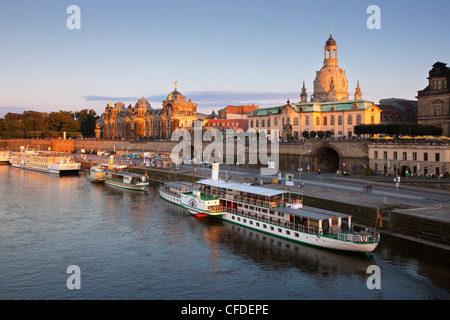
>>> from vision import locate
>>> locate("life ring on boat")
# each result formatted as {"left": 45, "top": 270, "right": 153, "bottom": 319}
{"left": 361, "top": 236, "right": 367, "bottom": 242}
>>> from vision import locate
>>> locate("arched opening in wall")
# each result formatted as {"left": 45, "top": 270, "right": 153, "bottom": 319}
{"left": 314, "top": 147, "right": 340, "bottom": 173}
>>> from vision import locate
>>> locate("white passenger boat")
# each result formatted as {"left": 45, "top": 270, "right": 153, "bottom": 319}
{"left": 0, "top": 150, "right": 11, "bottom": 165}
{"left": 85, "top": 164, "right": 106, "bottom": 183}
{"left": 159, "top": 163, "right": 380, "bottom": 253}
{"left": 88, "top": 164, "right": 149, "bottom": 191}
{"left": 158, "top": 181, "right": 193, "bottom": 205}
{"left": 9, "top": 149, "right": 81, "bottom": 176}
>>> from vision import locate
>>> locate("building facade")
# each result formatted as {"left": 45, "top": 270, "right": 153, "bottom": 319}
{"left": 417, "top": 62, "right": 450, "bottom": 136}
{"left": 96, "top": 86, "right": 198, "bottom": 140}
{"left": 368, "top": 144, "right": 450, "bottom": 177}
{"left": 217, "top": 105, "right": 259, "bottom": 119}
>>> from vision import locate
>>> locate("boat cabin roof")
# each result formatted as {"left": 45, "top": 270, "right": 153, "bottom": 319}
{"left": 197, "top": 178, "right": 284, "bottom": 197}
{"left": 274, "top": 205, "right": 351, "bottom": 221}
{"left": 165, "top": 181, "right": 193, "bottom": 189}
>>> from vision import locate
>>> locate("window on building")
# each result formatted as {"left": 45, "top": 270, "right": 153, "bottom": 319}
{"left": 250, "top": 120, "right": 254, "bottom": 127}
{"left": 393, "top": 151, "right": 397, "bottom": 160}
{"left": 424, "top": 152, "right": 428, "bottom": 161}
{"left": 383, "top": 151, "right": 388, "bottom": 159}
{"left": 294, "top": 117, "right": 298, "bottom": 125}
{"left": 413, "top": 152, "right": 417, "bottom": 161}
{"left": 256, "top": 120, "right": 259, "bottom": 127}
{"left": 267, "top": 119, "right": 271, "bottom": 127}
{"left": 436, "top": 153, "right": 440, "bottom": 162}
{"left": 403, "top": 152, "right": 407, "bottom": 160}
{"left": 356, "top": 114, "right": 361, "bottom": 124}
{"left": 348, "top": 115, "right": 353, "bottom": 125}
{"left": 274, "top": 117, "right": 278, "bottom": 126}
{"left": 435, "top": 105, "right": 443, "bottom": 116}
{"left": 374, "top": 151, "right": 378, "bottom": 159}
{"left": 261, "top": 119, "right": 265, "bottom": 127}
{"left": 330, "top": 116, "right": 335, "bottom": 125}
{"left": 316, "top": 117, "right": 320, "bottom": 125}
{"left": 305, "top": 116, "right": 309, "bottom": 125}
{"left": 323, "top": 117, "right": 327, "bottom": 125}
{"left": 338, "top": 116, "right": 342, "bottom": 125}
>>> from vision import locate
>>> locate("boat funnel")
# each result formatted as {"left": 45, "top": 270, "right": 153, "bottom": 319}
{"left": 211, "top": 162, "right": 219, "bottom": 181}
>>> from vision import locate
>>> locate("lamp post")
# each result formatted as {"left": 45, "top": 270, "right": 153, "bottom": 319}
{"left": 299, "top": 149, "right": 312, "bottom": 183}
{"left": 156, "top": 144, "right": 166, "bottom": 156}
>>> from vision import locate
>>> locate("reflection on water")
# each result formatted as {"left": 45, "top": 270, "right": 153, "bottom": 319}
{"left": 0, "top": 166, "right": 449, "bottom": 300}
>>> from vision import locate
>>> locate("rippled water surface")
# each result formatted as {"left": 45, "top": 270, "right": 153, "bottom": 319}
{"left": 0, "top": 166, "right": 449, "bottom": 300}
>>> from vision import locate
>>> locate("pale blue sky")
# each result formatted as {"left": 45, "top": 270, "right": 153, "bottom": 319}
{"left": 0, "top": 0, "right": 449, "bottom": 116}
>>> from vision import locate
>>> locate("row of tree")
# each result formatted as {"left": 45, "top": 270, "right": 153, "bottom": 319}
{"left": 354, "top": 123, "right": 442, "bottom": 137}
{"left": 0, "top": 109, "right": 98, "bottom": 139}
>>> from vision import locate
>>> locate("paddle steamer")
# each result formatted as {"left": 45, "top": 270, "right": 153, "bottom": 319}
{"left": 159, "top": 163, "right": 380, "bottom": 253}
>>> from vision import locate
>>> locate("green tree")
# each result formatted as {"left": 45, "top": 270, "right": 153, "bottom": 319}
{"left": 74, "top": 109, "right": 98, "bottom": 138}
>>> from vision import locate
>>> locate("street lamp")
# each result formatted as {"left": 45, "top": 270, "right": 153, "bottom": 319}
{"left": 299, "top": 149, "right": 312, "bottom": 183}
{"left": 157, "top": 144, "right": 166, "bottom": 156}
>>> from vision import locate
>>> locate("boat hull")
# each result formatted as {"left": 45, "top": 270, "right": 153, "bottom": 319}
{"left": 220, "top": 212, "right": 379, "bottom": 253}
{"left": 158, "top": 186, "right": 183, "bottom": 205}
{"left": 159, "top": 187, "right": 216, "bottom": 217}
{"left": 10, "top": 162, "right": 80, "bottom": 176}
{"left": 104, "top": 179, "right": 148, "bottom": 191}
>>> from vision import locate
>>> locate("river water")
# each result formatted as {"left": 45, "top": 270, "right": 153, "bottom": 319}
{"left": 0, "top": 165, "right": 449, "bottom": 300}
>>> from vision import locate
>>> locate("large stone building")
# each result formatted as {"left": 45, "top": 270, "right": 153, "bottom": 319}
{"left": 377, "top": 98, "right": 418, "bottom": 123}
{"left": 96, "top": 85, "right": 198, "bottom": 140}
{"left": 248, "top": 32, "right": 381, "bottom": 140}
{"left": 417, "top": 62, "right": 450, "bottom": 136}
{"left": 369, "top": 144, "right": 449, "bottom": 177}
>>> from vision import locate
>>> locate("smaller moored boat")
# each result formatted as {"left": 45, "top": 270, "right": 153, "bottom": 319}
{"left": 85, "top": 164, "right": 106, "bottom": 183}
{"left": 88, "top": 163, "right": 149, "bottom": 191}
{"left": 0, "top": 150, "right": 11, "bottom": 165}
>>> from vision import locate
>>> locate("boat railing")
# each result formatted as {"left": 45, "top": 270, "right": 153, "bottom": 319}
{"left": 322, "top": 231, "right": 380, "bottom": 244}
{"left": 232, "top": 209, "right": 320, "bottom": 235}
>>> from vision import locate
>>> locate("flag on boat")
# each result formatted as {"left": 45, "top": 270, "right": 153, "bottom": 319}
{"left": 378, "top": 208, "right": 382, "bottom": 228}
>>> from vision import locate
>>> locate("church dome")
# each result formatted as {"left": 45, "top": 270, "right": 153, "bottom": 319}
{"left": 326, "top": 35, "right": 336, "bottom": 46}
{"left": 312, "top": 32, "right": 349, "bottom": 102}
{"left": 313, "top": 65, "right": 349, "bottom": 101}
{"left": 135, "top": 97, "right": 151, "bottom": 109}
{"left": 165, "top": 89, "right": 187, "bottom": 103}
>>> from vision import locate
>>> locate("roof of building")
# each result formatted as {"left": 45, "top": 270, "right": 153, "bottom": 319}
{"left": 165, "top": 89, "right": 187, "bottom": 103}
{"left": 247, "top": 99, "right": 377, "bottom": 117}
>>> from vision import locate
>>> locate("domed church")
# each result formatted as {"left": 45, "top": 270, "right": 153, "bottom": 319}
{"left": 312, "top": 31, "right": 349, "bottom": 102}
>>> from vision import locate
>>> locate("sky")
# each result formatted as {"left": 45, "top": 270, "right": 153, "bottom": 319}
{"left": 0, "top": 0, "right": 449, "bottom": 117}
